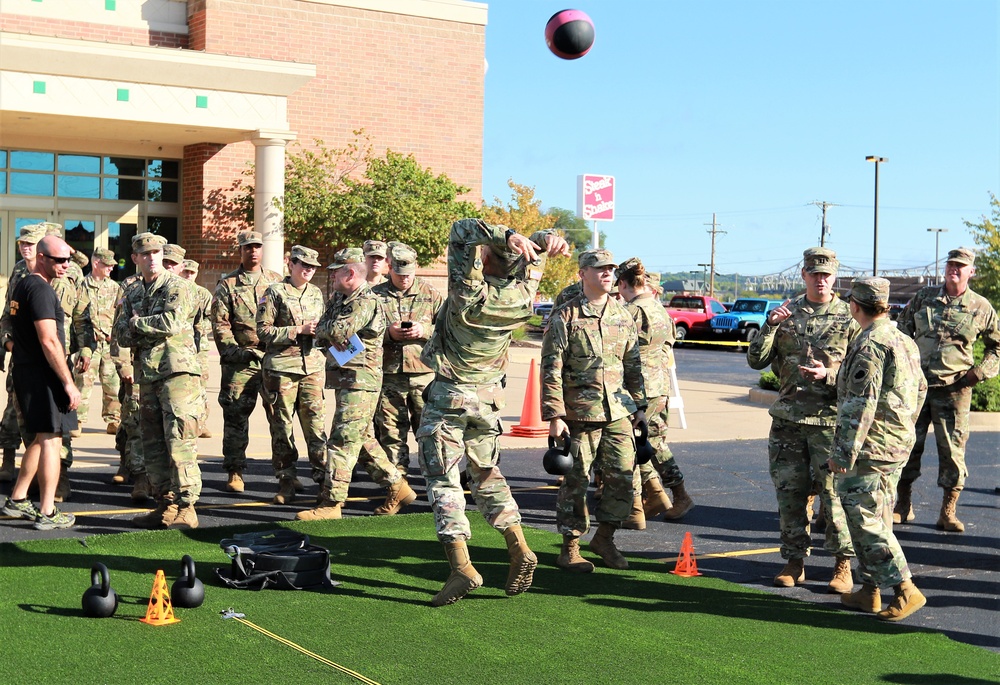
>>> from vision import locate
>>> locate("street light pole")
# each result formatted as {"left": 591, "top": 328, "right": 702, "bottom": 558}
{"left": 866, "top": 155, "right": 887, "bottom": 276}
{"left": 927, "top": 227, "right": 949, "bottom": 284}
{"left": 697, "top": 263, "right": 710, "bottom": 295}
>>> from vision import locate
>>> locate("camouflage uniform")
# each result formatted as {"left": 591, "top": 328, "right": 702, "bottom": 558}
{"left": 113, "top": 272, "right": 145, "bottom": 476}
{"left": 624, "top": 291, "right": 683, "bottom": 489}
{"left": 78, "top": 268, "right": 122, "bottom": 426}
{"left": 541, "top": 278, "right": 646, "bottom": 538}
{"left": 896, "top": 281, "right": 999, "bottom": 492}
{"left": 418, "top": 220, "right": 555, "bottom": 542}
{"left": 188, "top": 275, "right": 214, "bottom": 434}
{"left": 316, "top": 266, "right": 401, "bottom": 504}
{"left": 212, "top": 263, "right": 282, "bottom": 474}
{"left": 114, "top": 261, "right": 202, "bottom": 507}
{"left": 832, "top": 293, "right": 926, "bottom": 588}
{"left": 256, "top": 270, "right": 328, "bottom": 483}
{"left": 372, "top": 261, "right": 443, "bottom": 473}
{"left": 554, "top": 279, "right": 582, "bottom": 309}
{"left": 747, "top": 250, "right": 859, "bottom": 563}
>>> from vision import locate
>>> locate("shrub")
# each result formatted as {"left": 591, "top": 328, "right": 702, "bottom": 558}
{"left": 758, "top": 371, "right": 780, "bottom": 391}
{"left": 971, "top": 338, "right": 999, "bottom": 412}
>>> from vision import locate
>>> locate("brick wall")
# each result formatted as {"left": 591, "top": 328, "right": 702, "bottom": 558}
{"left": 0, "top": 14, "right": 187, "bottom": 48}
{"left": 182, "top": 0, "right": 485, "bottom": 287}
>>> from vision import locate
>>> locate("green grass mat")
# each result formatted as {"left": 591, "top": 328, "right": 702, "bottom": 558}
{"left": 1, "top": 514, "right": 997, "bottom": 685}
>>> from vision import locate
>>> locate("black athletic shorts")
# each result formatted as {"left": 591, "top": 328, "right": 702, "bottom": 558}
{"left": 12, "top": 365, "right": 75, "bottom": 435}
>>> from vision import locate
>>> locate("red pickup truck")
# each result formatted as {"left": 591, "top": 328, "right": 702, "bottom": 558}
{"left": 665, "top": 295, "right": 727, "bottom": 343}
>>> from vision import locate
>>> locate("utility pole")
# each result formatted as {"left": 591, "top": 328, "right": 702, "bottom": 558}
{"left": 704, "top": 213, "right": 726, "bottom": 298}
{"left": 811, "top": 201, "right": 839, "bottom": 247}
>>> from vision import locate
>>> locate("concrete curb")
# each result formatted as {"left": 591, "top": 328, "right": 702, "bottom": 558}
{"left": 746, "top": 387, "right": 998, "bottom": 431}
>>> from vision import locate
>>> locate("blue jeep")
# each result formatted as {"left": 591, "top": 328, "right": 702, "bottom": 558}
{"left": 709, "top": 298, "right": 782, "bottom": 343}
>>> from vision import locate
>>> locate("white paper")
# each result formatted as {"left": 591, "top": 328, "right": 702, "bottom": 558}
{"left": 328, "top": 334, "right": 365, "bottom": 366}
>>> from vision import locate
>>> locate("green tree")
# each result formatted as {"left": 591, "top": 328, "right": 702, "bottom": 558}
{"left": 963, "top": 192, "right": 1000, "bottom": 309}
{"left": 546, "top": 206, "right": 604, "bottom": 250}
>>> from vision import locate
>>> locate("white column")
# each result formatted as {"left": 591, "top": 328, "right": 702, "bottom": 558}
{"left": 250, "top": 130, "right": 296, "bottom": 275}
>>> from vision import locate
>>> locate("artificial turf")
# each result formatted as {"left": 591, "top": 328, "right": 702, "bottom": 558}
{"left": 0, "top": 514, "right": 997, "bottom": 685}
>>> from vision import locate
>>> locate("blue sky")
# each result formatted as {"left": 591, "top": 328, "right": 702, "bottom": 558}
{"left": 482, "top": 1, "right": 999, "bottom": 278}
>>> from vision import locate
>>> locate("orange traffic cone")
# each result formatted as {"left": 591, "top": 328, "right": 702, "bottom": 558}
{"left": 510, "top": 358, "right": 548, "bottom": 438}
{"left": 670, "top": 532, "right": 702, "bottom": 577}
{"left": 140, "top": 569, "right": 181, "bottom": 625}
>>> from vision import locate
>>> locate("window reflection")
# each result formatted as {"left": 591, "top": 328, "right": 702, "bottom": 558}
{"left": 58, "top": 155, "right": 101, "bottom": 174}
{"left": 58, "top": 175, "right": 101, "bottom": 198}
{"left": 10, "top": 151, "right": 54, "bottom": 171}
{"left": 147, "top": 180, "right": 178, "bottom": 203}
{"left": 103, "top": 156, "right": 145, "bottom": 177}
{"left": 10, "top": 173, "right": 54, "bottom": 196}
{"left": 103, "top": 177, "right": 144, "bottom": 201}
{"left": 148, "top": 216, "right": 178, "bottom": 244}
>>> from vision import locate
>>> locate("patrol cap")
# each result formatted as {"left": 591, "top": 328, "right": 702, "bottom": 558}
{"left": 238, "top": 230, "right": 263, "bottom": 247}
{"left": 41, "top": 222, "right": 64, "bottom": 238}
{"left": 182, "top": 259, "right": 199, "bottom": 274}
{"left": 162, "top": 244, "right": 186, "bottom": 264}
{"left": 133, "top": 233, "right": 167, "bottom": 254}
{"left": 615, "top": 256, "right": 642, "bottom": 280}
{"left": 848, "top": 277, "right": 890, "bottom": 307}
{"left": 93, "top": 248, "right": 117, "bottom": 267}
{"left": 290, "top": 245, "right": 321, "bottom": 268}
{"left": 327, "top": 247, "right": 364, "bottom": 271}
{"left": 389, "top": 244, "right": 417, "bottom": 276}
{"left": 946, "top": 247, "right": 975, "bottom": 266}
{"left": 17, "top": 224, "right": 45, "bottom": 245}
{"left": 363, "top": 240, "right": 388, "bottom": 258}
{"left": 579, "top": 248, "right": 616, "bottom": 269}
{"left": 647, "top": 271, "right": 663, "bottom": 293}
{"left": 803, "top": 247, "right": 838, "bottom": 275}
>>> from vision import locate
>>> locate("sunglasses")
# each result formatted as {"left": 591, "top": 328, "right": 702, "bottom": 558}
{"left": 40, "top": 253, "right": 72, "bottom": 264}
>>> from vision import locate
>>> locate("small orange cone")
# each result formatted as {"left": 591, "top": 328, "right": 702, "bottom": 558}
{"left": 670, "top": 532, "right": 702, "bottom": 577}
{"left": 140, "top": 570, "right": 181, "bottom": 625}
{"left": 510, "top": 358, "right": 548, "bottom": 438}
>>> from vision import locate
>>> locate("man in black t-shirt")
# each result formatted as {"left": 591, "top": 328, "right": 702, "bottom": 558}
{"left": 1, "top": 235, "right": 82, "bottom": 530}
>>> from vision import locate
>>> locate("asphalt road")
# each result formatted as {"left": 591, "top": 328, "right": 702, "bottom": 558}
{"left": 674, "top": 345, "right": 763, "bottom": 387}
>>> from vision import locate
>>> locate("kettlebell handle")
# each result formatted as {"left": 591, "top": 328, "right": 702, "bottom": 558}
{"left": 547, "top": 431, "right": 571, "bottom": 455}
{"left": 180, "top": 554, "right": 196, "bottom": 588}
{"left": 91, "top": 562, "right": 111, "bottom": 598}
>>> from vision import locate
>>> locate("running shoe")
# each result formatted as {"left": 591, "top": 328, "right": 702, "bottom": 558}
{"left": 2, "top": 496, "right": 39, "bottom": 520}
{"left": 33, "top": 507, "right": 76, "bottom": 531}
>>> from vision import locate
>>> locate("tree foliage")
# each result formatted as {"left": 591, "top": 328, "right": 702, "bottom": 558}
{"left": 547, "top": 206, "right": 604, "bottom": 250}
{"left": 963, "top": 192, "right": 1000, "bottom": 309}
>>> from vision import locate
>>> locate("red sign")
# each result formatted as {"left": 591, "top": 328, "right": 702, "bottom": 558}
{"left": 577, "top": 174, "right": 615, "bottom": 221}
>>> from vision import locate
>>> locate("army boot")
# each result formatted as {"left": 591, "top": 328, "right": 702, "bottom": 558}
{"left": 502, "top": 524, "right": 538, "bottom": 596}
{"left": 556, "top": 536, "right": 595, "bottom": 573}
{"left": 225, "top": 470, "right": 245, "bottom": 494}
{"left": 0, "top": 448, "right": 16, "bottom": 482}
{"left": 642, "top": 478, "right": 672, "bottom": 518}
{"left": 273, "top": 478, "right": 297, "bottom": 505}
{"left": 132, "top": 499, "right": 171, "bottom": 529}
{"left": 877, "top": 580, "right": 926, "bottom": 622}
{"left": 893, "top": 480, "right": 915, "bottom": 524}
{"left": 774, "top": 558, "right": 805, "bottom": 587}
{"left": 296, "top": 498, "right": 343, "bottom": 521}
{"left": 130, "top": 473, "right": 152, "bottom": 503}
{"left": 936, "top": 488, "right": 964, "bottom": 532}
{"left": 841, "top": 583, "right": 881, "bottom": 613}
{"left": 53, "top": 465, "right": 71, "bottom": 503}
{"left": 828, "top": 555, "right": 854, "bottom": 594}
{"left": 431, "top": 540, "right": 483, "bottom": 607}
{"left": 664, "top": 482, "right": 694, "bottom": 520}
{"left": 169, "top": 504, "right": 199, "bottom": 529}
{"left": 374, "top": 479, "right": 417, "bottom": 516}
{"left": 621, "top": 496, "right": 647, "bottom": 530}
{"left": 589, "top": 522, "right": 628, "bottom": 570}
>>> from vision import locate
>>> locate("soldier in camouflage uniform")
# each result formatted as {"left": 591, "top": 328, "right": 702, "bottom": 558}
{"left": 553, "top": 279, "right": 582, "bottom": 309}
{"left": 78, "top": 248, "right": 122, "bottom": 436}
{"left": 256, "top": 245, "right": 328, "bottom": 503}
{"left": 212, "top": 230, "right": 282, "bottom": 492}
{"left": 747, "top": 247, "right": 859, "bottom": 591}
{"left": 372, "top": 243, "right": 444, "bottom": 475}
{"left": 0, "top": 225, "right": 45, "bottom": 481}
{"left": 616, "top": 258, "right": 693, "bottom": 523}
{"left": 830, "top": 278, "right": 927, "bottom": 622}
{"left": 111, "top": 247, "right": 150, "bottom": 500}
{"left": 297, "top": 248, "right": 416, "bottom": 520}
{"left": 417, "top": 219, "right": 570, "bottom": 606}
{"left": 363, "top": 239, "right": 389, "bottom": 287}
{"left": 180, "top": 259, "right": 214, "bottom": 439}
{"left": 895, "top": 247, "right": 999, "bottom": 532}
{"left": 114, "top": 233, "right": 202, "bottom": 529}
{"left": 542, "top": 248, "right": 647, "bottom": 574}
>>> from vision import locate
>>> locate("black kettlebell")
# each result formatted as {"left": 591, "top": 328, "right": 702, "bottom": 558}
{"left": 542, "top": 432, "right": 573, "bottom": 476}
{"left": 81, "top": 562, "right": 118, "bottom": 618}
{"left": 634, "top": 418, "right": 654, "bottom": 465}
{"left": 171, "top": 555, "right": 205, "bottom": 609}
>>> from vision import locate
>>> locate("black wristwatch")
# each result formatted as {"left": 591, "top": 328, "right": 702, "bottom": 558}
{"left": 504, "top": 227, "right": 517, "bottom": 245}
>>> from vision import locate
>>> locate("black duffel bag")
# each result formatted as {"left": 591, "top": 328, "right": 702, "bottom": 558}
{"left": 214, "top": 529, "right": 334, "bottom": 591}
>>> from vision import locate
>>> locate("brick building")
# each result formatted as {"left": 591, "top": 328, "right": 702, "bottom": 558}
{"left": 0, "top": 0, "right": 486, "bottom": 286}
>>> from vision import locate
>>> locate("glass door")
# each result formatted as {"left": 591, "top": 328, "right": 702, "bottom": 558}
{"left": 3, "top": 211, "right": 50, "bottom": 277}
{"left": 56, "top": 214, "right": 97, "bottom": 272}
